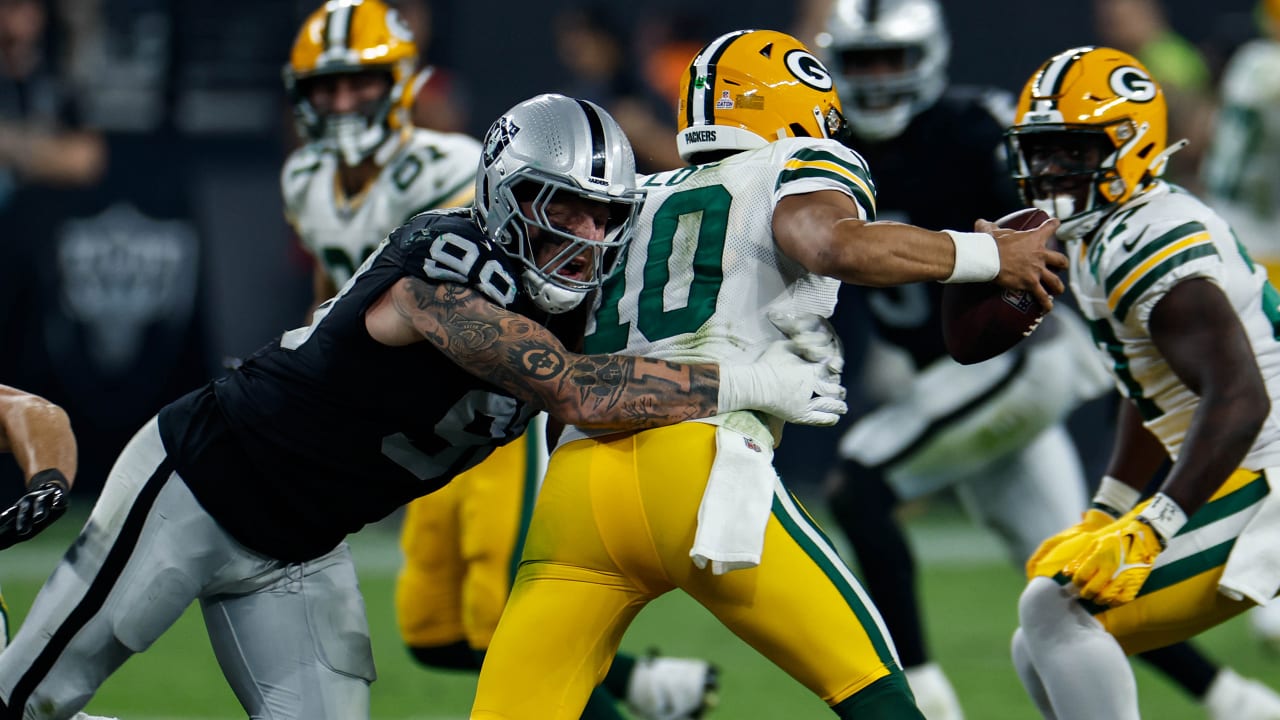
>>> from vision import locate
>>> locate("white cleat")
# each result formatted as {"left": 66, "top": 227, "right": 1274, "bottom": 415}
{"left": 71, "top": 714, "right": 121, "bottom": 720}
{"left": 626, "top": 652, "right": 719, "bottom": 720}
{"left": 1204, "top": 668, "right": 1280, "bottom": 720}
{"left": 904, "top": 662, "right": 965, "bottom": 720}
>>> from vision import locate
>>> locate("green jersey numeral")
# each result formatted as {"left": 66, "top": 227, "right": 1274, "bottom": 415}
{"left": 587, "top": 185, "right": 732, "bottom": 353}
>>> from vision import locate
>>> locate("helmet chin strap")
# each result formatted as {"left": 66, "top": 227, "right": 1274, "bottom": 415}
{"left": 522, "top": 270, "right": 587, "bottom": 314}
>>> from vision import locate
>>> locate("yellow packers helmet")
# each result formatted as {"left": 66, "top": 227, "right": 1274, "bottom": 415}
{"left": 676, "top": 29, "right": 853, "bottom": 162}
{"left": 284, "top": 0, "right": 418, "bottom": 165}
{"left": 1006, "top": 46, "right": 1184, "bottom": 240}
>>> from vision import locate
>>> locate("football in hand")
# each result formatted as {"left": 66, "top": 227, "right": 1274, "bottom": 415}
{"left": 941, "top": 208, "right": 1052, "bottom": 365}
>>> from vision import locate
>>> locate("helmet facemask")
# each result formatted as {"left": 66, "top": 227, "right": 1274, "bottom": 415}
{"left": 817, "top": 0, "right": 951, "bottom": 142}
{"left": 1007, "top": 126, "right": 1125, "bottom": 241}
{"left": 485, "top": 169, "right": 642, "bottom": 314}
{"left": 831, "top": 43, "right": 946, "bottom": 141}
{"left": 291, "top": 69, "right": 399, "bottom": 167}
{"left": 474, "top": 94, "right": 644, "bottom": 314}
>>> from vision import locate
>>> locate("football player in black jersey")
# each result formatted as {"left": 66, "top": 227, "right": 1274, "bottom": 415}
{"left": 814, "top": 1, "right": 1280, "bottom": 719}
{"left": 0, "top": 94, "right": 848, "bottom": 720}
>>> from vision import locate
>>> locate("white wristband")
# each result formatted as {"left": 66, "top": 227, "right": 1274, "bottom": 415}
{"left": 1091, "top": 475, "right": 1141, "bottom": 517}
{"left": 1138, "top": 492, "right": 1189, "bottom": 544}
{"left": 941, "top": 230, "right": 1001, "bottom": 284}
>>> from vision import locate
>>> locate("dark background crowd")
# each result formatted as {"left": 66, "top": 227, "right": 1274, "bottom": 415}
{"left": 0, "top": 0, "right": 1263, "bottom": 497}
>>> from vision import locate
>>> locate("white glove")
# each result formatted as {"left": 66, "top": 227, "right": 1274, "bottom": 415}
{"left": 767, "top": 310, "right": 845, "bottom": 373}
{"left": 718, "top": 314, "right": 847, "bottom": 426}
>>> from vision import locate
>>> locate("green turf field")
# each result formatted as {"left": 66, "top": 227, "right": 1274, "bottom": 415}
{"left": 4, "top": 499, "right": 1275, "bottom": 719}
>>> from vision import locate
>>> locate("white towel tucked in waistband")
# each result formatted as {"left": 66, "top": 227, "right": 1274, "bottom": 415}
{"left": 1221, "top": 470, "right": 1280, "bottom": 604}
{"left": 690, "top": 425, "right": 778, "bottom": 575}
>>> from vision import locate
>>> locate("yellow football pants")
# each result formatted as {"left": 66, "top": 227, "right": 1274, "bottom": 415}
{"left": 471, "top": 423, "right": 903, "bottom": 720}
{"left": 1030, "top": 468, "right": 1269, "bottom": 654}
{"left": 396, "top": 432, "right": 536, "bottom": 650}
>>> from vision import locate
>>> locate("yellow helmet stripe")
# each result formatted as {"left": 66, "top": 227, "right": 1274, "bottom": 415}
{"left": 685, "top": 30, "right": 750, "bottom": 130}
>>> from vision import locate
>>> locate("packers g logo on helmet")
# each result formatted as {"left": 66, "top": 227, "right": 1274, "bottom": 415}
{"left": 1005, "top": 46, "right": 1186, "bottom": 240}
{"left": 785, "top": 50, "right": 834, "bottom": 91}
{"left": 676, "top": 29, "right": 851, "bottom": 162}
{"left": 1108, "top": 66, "right": 1157, "bottom": 103}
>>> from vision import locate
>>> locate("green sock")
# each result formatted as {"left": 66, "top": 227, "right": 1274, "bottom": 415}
{"left": 831, "top": 672, "right": 925, "bottom": 720}
{"left": 603, "top": 651, "right": 638, "bottom": 698}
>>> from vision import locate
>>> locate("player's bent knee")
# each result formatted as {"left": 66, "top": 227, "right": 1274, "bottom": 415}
{"left": 1018, "top": 576, "right": 1073, "bottom": 633}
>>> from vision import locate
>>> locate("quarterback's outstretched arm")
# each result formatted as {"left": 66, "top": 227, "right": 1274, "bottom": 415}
{"left": 368, "top": 277, "right": 845, "bottom": 431}
{"left": 0, "top": 385, "right": 76, "bottom": 487}
{"left": 771, "top": 190, "right": 1067, "bottom": 309}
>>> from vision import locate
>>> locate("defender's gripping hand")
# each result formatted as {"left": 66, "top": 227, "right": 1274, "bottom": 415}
{"left": 718, "top": 336, "right": 847, "bottom": 426}
{"left": 1025, "top": 508, "right": 1117, "bottom": 579}
{"left": 0, "top": 469, "right": 69, "bottom": 551}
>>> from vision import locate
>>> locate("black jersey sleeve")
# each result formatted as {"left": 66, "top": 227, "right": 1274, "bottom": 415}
{"left": 388, "top": 208, "right": 522, "bottom": 309}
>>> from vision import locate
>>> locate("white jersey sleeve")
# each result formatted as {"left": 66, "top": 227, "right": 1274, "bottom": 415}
{"left": 1067, "top": 183, "right": 1280, "bottom": 467}
{"left": 1091, "top": 195, "right": 1227, "bottom": 331}
{"left": 772, "top": 137, "right": 876, "bottom": 221}
{"left": 279, "top": 128, "right": 482, "bottom": 288}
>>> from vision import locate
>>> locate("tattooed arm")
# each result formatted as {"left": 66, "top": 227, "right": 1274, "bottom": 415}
{"left": 383, "top": 277, "right": 721, "bottom": 431}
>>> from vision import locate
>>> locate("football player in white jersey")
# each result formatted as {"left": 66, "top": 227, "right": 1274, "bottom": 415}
{"left": 282, "top": 0, "right": 480, "bottom": 311}
{"left": 471, "top": 29, "right": 1067, "bottom": 720}
{"left": 281, "top": 3, "right": 713, "bottom": 719}
{"left": 1010, "top": 46, "right": 1280, "bottom": 720}
{"left": 815, "top": 3, "right": 1280, "bottom": 719}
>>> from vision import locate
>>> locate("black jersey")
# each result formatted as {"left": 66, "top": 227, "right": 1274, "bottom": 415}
{"left": 841, "top": 87, "right": 1021, "bottom": 369}
{"left": 160, "top": 209, "right": 549, "bottom": 562}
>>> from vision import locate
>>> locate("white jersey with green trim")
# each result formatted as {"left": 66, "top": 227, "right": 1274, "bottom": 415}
{"left": 1067, "top": 181, "right": 1280, "bottom": 468}
{"left": 583, "top": 136, "right": 874, "bottom": 363}
{"left": 282, "top": 127, "right": 482, "bottom": 286}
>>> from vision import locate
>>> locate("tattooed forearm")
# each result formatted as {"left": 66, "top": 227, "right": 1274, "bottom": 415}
{"left": 554, "top": 356, "right": 721, "bottom": 431}
{"left": 399, "top": 277, "right": 723, "bottom": 431}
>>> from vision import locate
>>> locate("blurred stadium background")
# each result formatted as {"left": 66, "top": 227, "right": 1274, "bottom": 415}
{"left": 0, "top": 0, "right": 1273, "bottom": 717}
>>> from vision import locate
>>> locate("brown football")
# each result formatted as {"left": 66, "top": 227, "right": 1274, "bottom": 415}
{"left": 940, "top": 208, "right": 1051, "bottom": 365}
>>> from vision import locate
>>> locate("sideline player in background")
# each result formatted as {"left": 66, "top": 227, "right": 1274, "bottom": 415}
{"left": 815, "top": 2, "right": 1280, "bottom": 718}
{"left": 471, "top": 29, "right": 1067, "bottom": 720}
{"left": 1010, "top": 46, "right": 1280, "bottom": 720}
{"left": 281, "top": 3, "right": 716, "bottom": 717}
{"left": 0, "top": 92, "right": 847, "bottom": 719}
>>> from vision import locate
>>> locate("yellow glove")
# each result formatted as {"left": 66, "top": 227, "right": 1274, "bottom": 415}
{"left": 1025, "top": 508, "right": 1115, "bottom": 579}
{"left": 1062, "top": 494, "right": 1187, "bottom": 606}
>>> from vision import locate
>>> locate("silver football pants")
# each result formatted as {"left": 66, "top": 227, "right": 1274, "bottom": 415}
{"left": 0, "top": 417, "right": 375, "bottom": 719}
